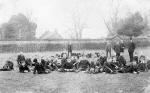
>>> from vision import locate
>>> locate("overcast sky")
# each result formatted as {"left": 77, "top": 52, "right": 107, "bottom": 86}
{"left": 0, "top": 0, "right": 150, "bottom": 39}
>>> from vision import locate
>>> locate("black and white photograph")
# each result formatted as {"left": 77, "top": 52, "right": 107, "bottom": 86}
{"left": 0, "top": 0, "right": 150, "bottom": 93}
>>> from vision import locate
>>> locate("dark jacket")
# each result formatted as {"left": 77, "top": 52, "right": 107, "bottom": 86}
{"left": 114, "top": 44, "right": 121, "bottom": 53}
{"left": 120, "top": 43, "right": 125, "bottom": 52}
{"left": 78, "top": 60, "right": 90, "bottom": 71}
{"left": 17, "top": 54, "right": 25, "bottom": 65}
{"left": 128, "top": 42, "right": 135, "bottom": 52}
{"left": 117, "top": 56, "right": 126, "bottom": 67}
{"left": 68, "top": 44, "right": 72, "bottom": 53}
{"left": 61, "top": 58, "right": 67, "bottom": 68}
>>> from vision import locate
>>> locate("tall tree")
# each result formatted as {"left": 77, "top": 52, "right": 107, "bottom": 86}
{"left": 1, "top": 13, "right": 37, "bottom": 40}
{"left": 2, "top": 23, "right": 18, "bottom": 40}
{"left": 117, "top": 12, "right": 148, "bottom": 38}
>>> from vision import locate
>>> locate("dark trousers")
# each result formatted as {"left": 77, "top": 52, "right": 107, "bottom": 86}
{"left": 106, "top": 50, "right": 111, "bottom": 58}
{"left": 33, "top": 65, "right": 40, "bottom": 74}
{"left": 129, "top": 51, "right": 134, "bottom": 62}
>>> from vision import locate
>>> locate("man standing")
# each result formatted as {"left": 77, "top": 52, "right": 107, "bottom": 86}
{"left": 120, "top": 40, "right": 125, "bottom": 53}
{"left": 68, "top": 42, "right": 73, "bottom": 57}
{"left": 105, "top": 41, "right": 111, "bottom": 58}
{"left": 114, "top": 41, "right": 121, "bottom": 58}
{"left": 128, "top": 38, "right": 135, "bottom": 62}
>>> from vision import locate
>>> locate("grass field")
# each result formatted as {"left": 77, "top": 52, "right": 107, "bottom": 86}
{"left": 0, "top": 48, "right": 150, "bottom": 93}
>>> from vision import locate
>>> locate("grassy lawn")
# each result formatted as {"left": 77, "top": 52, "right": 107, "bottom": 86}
{"left": 0, "top": 47, "right": 150, "bottom": 93}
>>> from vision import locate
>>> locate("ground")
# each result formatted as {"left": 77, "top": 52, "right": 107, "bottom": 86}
{"left": 0, "top": 48, "right": 150, "bottom": 93}
{"left": 0, "top": 71, "right": 150, "bottom": 93}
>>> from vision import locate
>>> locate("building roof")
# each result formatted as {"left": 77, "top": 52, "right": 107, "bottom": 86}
{"left": 39, "top": 30, "right": 63, "bottom": 40}
{"left": 105, "top": 34, "right": 123, "bottom": 41}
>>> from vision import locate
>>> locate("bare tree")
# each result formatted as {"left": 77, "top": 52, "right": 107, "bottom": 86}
{"left": 101, "top": 0, "right": 121, "bottom": 36}
{"left": 68, "top": 11, "right": 87, "bottom": 40}
{"left": 25, "top": 9, "right": 35, "bottom": 22}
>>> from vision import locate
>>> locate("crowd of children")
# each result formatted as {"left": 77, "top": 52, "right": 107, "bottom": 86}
{"left": 1, "top": 51, "right": 150, "bottom": 75}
